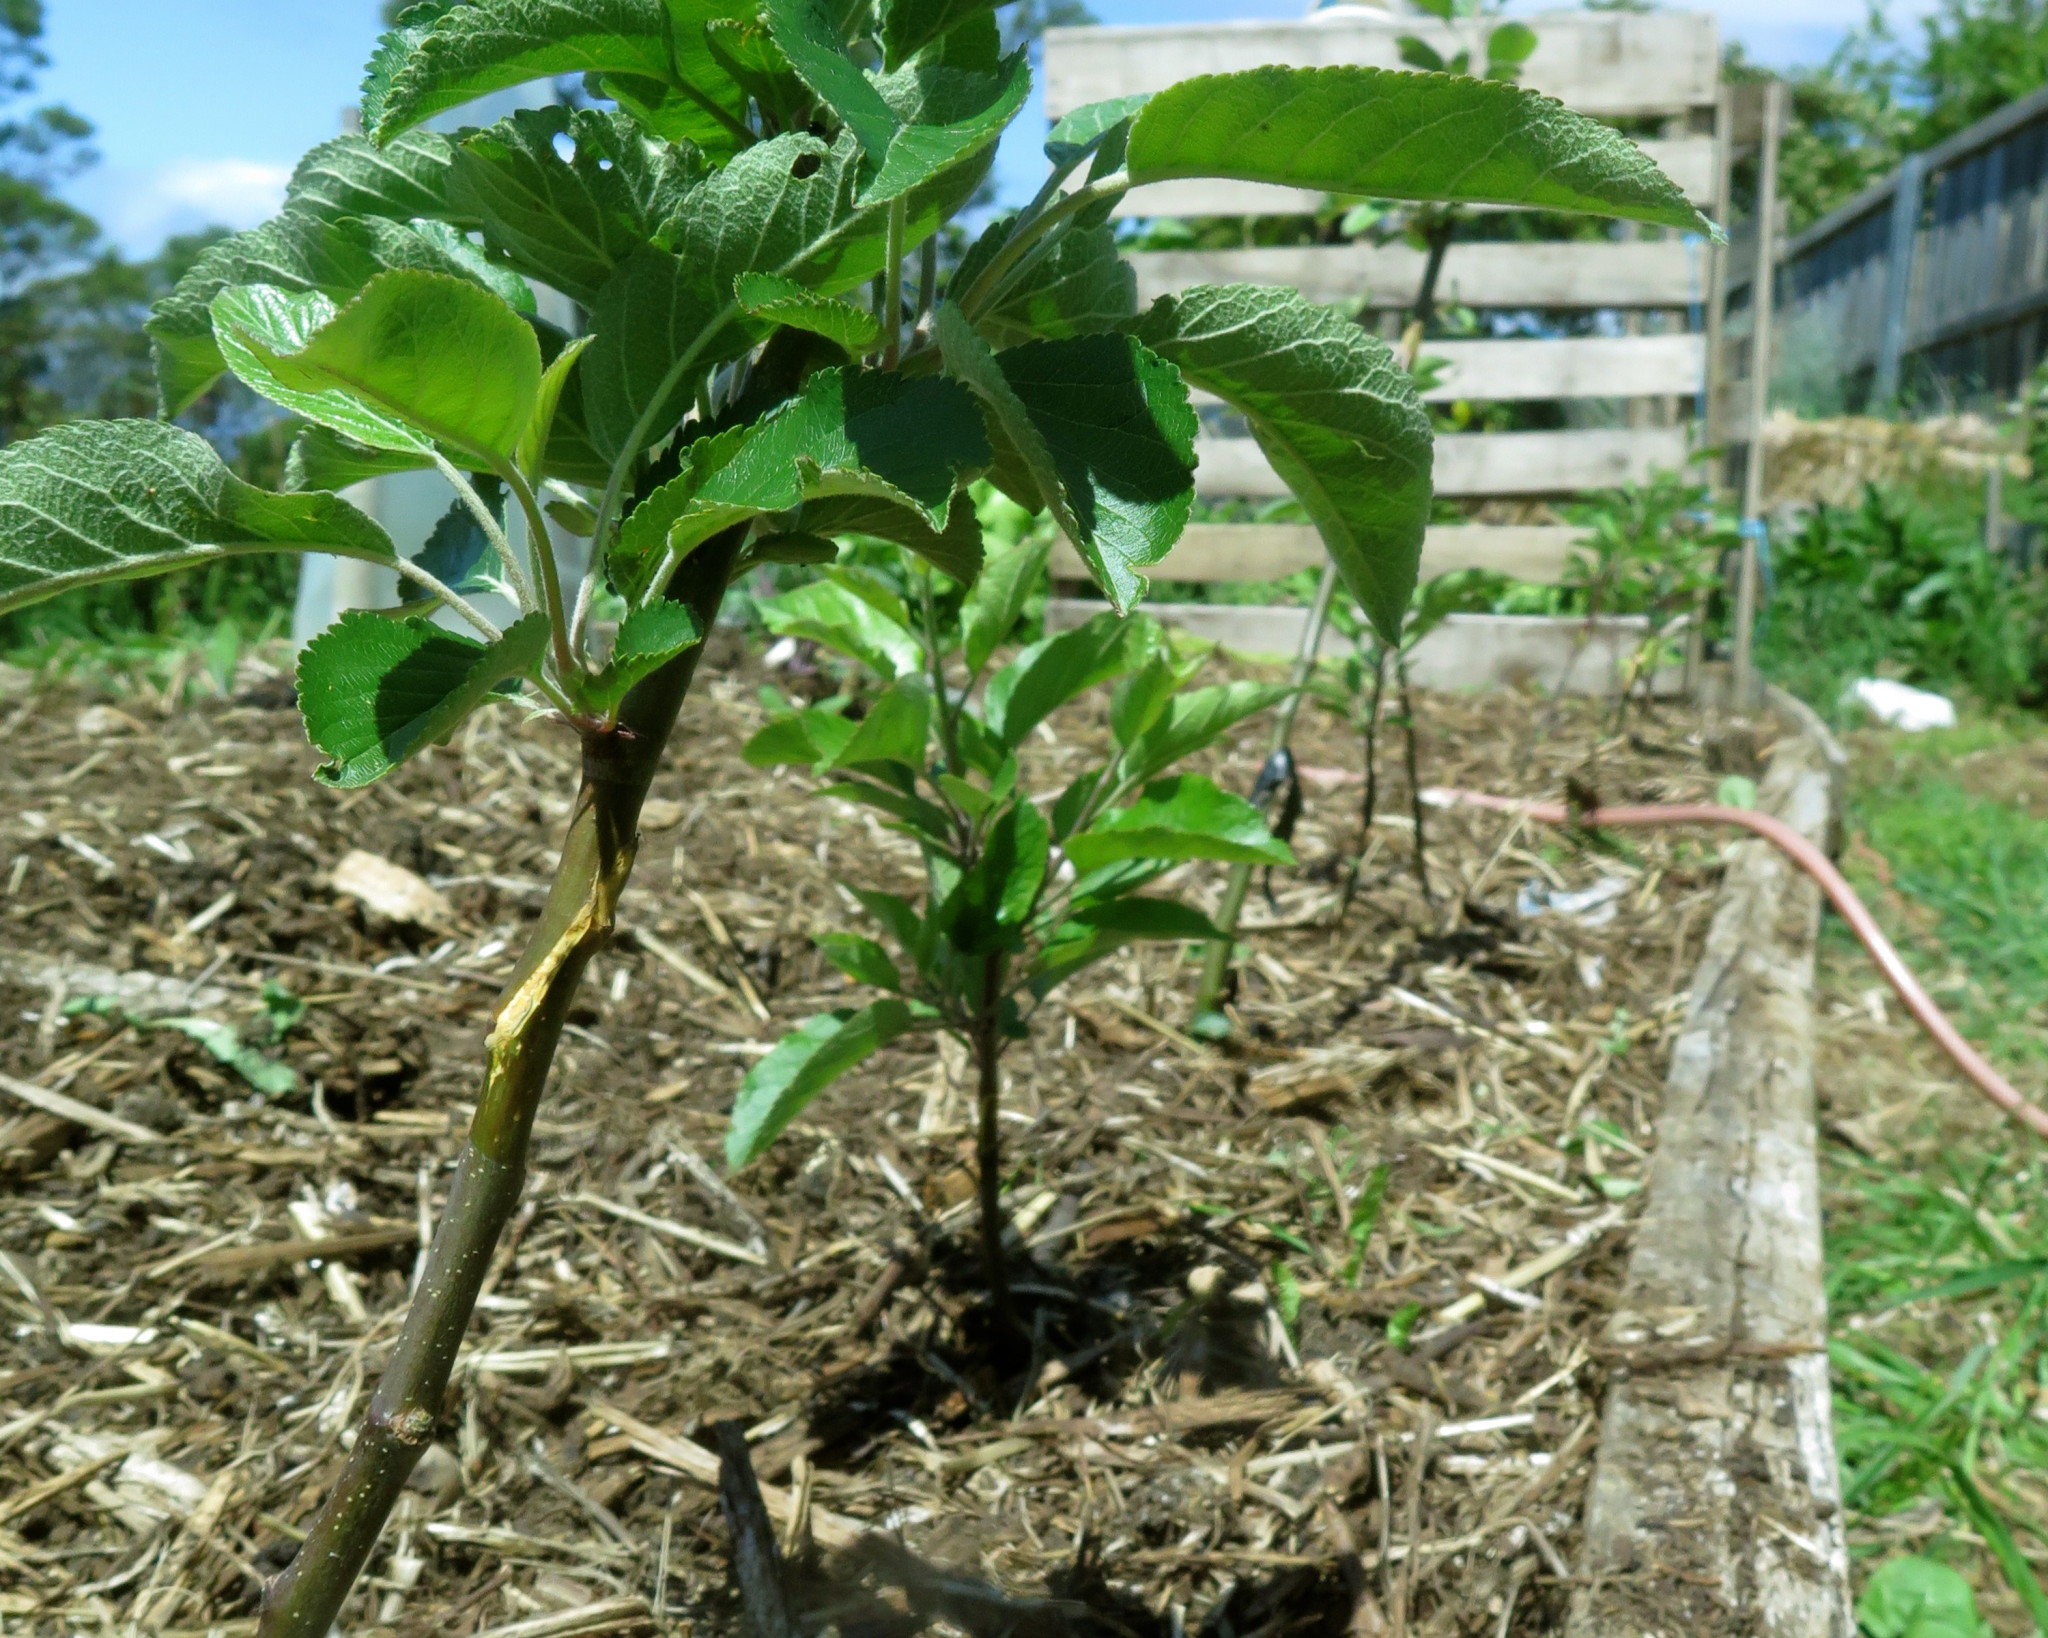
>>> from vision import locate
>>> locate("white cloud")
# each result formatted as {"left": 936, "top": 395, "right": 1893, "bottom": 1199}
{"left": 74, "top": 158, "right": 292, "bottom": 258}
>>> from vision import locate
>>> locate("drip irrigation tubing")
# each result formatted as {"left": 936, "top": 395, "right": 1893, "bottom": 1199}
{"left": 1419, "top": 788, "right": 2048, "bottom": 1142}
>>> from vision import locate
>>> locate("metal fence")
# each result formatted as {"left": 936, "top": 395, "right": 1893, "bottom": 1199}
{"left": 1740, "top": 84, "right": 2048, "bottom": 410}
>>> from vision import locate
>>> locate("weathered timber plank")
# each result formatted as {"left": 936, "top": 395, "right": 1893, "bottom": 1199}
{"left": 1566, "top": 727, "right": 1854, "bottom": 1638}
{"left": 1043, "top": 10, "right": 1719, "bottom": 119}
{"left": 1132, "top": 240, "right": 1709, "bottom": 310}
{"left": 1105, "top": 139, "right": 1719, "bottom": 217}
{"left": 1194, "top": 428, "right": 1694, "bottom": 499}
{"left": 1043, "top": 601, "right": 1678, "bottom": 694}
{"left": 1188, "top": 335, "right": 1706, "bottom": 406}
{"left": 1050, "top": 524, "right": 1590, "bottom": 586}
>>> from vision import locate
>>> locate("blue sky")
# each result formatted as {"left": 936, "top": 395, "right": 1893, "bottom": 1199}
{"left": 38, "top": 1, "right": 1919, "bottom": 259}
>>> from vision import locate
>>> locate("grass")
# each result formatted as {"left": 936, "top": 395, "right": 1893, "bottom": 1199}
{"left": 1823, "top": 711, "right": 2048, "bottom": 1631}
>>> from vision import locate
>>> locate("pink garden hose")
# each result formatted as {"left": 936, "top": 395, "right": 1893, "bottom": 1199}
{"left": 1421, "top": 788, "right": 2048, "bottom": 1142}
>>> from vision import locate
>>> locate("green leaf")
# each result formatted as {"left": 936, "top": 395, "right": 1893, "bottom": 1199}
{"left": 999, "top": 333, "right": 1197, "bottom": 613}
{"left": 0, "top": 421, "right": 394, "bottom": 618}
{"left": 147, "top": 207, "right": 519, "bottom": 418}
{"left": 735, "top": 270, "right": 881, "bottom": 352}
{"left": 452, "top": 105, "right": 702, "bottom": 306}
{"left": 938, "top": 797, "right": 1049, "bottom": 951}
{"left": 961, "top": 534, "right": 1051, "bottom": 676}
{"left": 518, "top": 334, "right": 594, "bottom": 486}
{"left": 372, "top": 0, "right": 675, "bottom": 139}
{"left": 1126, "top": 66, "right": 1714, "bottom": 235}
{"left": 582, "top": 126, "right": 993, "bottom": 465}
{"left": 766, "top": 0, "right": 901, "bottom": 159}
{"left": 1857, "top": 1556, "right": 1987, "bottom": 1638}
{"left": 152, "top": 1018, "right": 300, "bottom": 1098}
{"left": 863, "top": 49, "right": 1029, "bottom": 206}
{"left": 1045, "top": 93, "right": 1152, "bottom": 168}
{"left": 984, "top": 609, "right": 1161, "bottom": 750}
{"left": 285, "top": 427, "right": 434, "bottom": 494}
{"left": 879, "top": 0, "right": 995, "bottom": 71}
{"left": 976, "top": 222, "right": 1135, "bottom": 349}
{"left": 612, "top": 366, "right": 988, "bottom": 603}
{"left": 1109, "top": 654, "right": 1176, "bottom": 748}
{"left": 726, "top": 999, "right": 930, "bottom": 1168}
{"left": 798, "top": 491, "right": 984, "bottom": 583}
{"left": 1120, "top": 680, "right": 1291, "bottom": 788}
{"left": 1069, "top": 898, "right": 1221, "bottom": 940}
{"left": 214, "top": 271, "right": 542, "bottom": 466}
{"left": 1063, "top": 774, "right": 1293, "bottom": 873}
{"left": 829, "top": 676, "right": 930, "bottom": 768}
{"left": 815, "top": 932, "right": 901, "bottom": 991}
{"left": 286, "top": 128, "right": 467, "bottom": 227}
{"left": 743, "top": 706, "right": 857, "bottom": 768}
{"left": 585, "top": 602, "right": 704, "bottom": 710}
{"left": 409, "top": 491, "right": 502, "bottom": 601}
{"left": 297, "top": 610, "right": 550, "bottom": 788}
{"left": 759, "top": 578, "right": 925, "bottom": 681}
{"left": 1136, "top": 283, "right": 1430, "bottom": 643}
{"left": 938, "top": 310, "right": 1193, "bottom": 615}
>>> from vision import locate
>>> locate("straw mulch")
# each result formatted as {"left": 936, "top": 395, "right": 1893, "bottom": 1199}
{"left": 0, "top": 638, "right": 1757, "bottom": 1637}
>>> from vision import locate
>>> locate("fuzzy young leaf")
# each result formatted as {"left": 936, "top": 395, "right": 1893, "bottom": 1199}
{"left": 815, "top": 932, "right": 901, "bottom": 990}
{"left": 517, "top": 334, "right": 593, "bottom": 485}
{"left": 286, "top": 129, "right": 467, "bottom": 227}
{"left": 726, "top": 999, "right": 929, "bottom": 1168}
{"left": 961, "top": 534, "right": 1051, "bottom": 676}
{"left": 879, "top": 0, "right": 996, "bottom": 70}
{"left": 0, "top": 421, "right": 395, "bottom": 617}
{"left": 1120, "top": 681, "right": 1291, "bottom": 789}
{"left": 585, "top": 602, "right": 705, "bottom": 710}
{"left": 214, "top": 272, "right": 543, "bottom": 466}
{"left": 975, "top": 223, "right": 1135, "bottom": 348}
{"left": 285, "top": 427, "right": 434, "bottom": 494}
{"left": 1045, "top": 94, "right": 1151, "bottom": 168}
{"left": 766, "top": 0, "right": 901, "bottom": 158}
{"left": 984, "top": 609, "right": 1161, "bottom": 750}
{"left": 1063, "top": 774, "right": 1294, "bottom": 873}
{"left": 147, "top": 208, "right": 523, "bottom": 418}
{"left": 297, "top": 610, "right": 550, "bottom": 788}
{"left": 452, "top": 106, "right": 703, "bottom": 305}
{"left": 1126, "top": 66, "right": 1714, "bottom": 234}
{"left": 612, "top": 367, "right": 988, "bottom": 602}
{"left": 735, "top": 271, "right": 881, "bottom": 352}
{"left": 863, "top": 50, "right": 1030, "bottom": 206}
{"left": 1137, "top": 284, "right": 1431, "bottom": 642}
{"left": 372, "top": 0, "right": 675, "bottom": 138}
{"left": 798, "top": 492, "right": 984, "bottom": 583}
{"left": 998, "top": 334, "right": 1197, "bottom": 613}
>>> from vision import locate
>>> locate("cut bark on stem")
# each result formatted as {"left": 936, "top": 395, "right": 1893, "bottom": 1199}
{"left": 256, "top": 532, "right": 744, "bottom": 1638}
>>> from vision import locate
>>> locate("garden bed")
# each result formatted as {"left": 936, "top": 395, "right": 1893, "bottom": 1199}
{"left": 0, "top": 645, "right": 1758, "bottom": 1637}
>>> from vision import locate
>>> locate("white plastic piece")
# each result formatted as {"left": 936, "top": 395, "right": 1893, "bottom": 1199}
{"left": 1847, "top": 677, "right": 1956, "bottom": 732}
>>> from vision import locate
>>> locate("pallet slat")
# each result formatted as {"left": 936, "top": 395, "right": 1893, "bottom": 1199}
{"left": 1189, "top": 335, "right": 1705, "bottom": 405}
{"left": 1106, "top": 139, "right": 1719, "bottom": 217}
{"left": 1194, "top": 428, "right": 1693, "bottom": 499}
{"left": 1133, "top": 241, "right": 1709, "bottom": 310}
{"left": 1050, "top": 524, "right": 1591, "bottom": 586}
{"left": 1044, "top": 11, "right": 1720, "bottom": 119}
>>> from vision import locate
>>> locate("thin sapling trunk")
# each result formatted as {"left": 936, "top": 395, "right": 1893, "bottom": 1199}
{"left": 1397, "top": 651, "right": 1432, "bottom": 903}
{"left": 1339, "top": 641, "right": 1389, "bottom": 917}
{"left": 968, "top": 951, "right": 1020, "bottom": 1354}
{"left": 258, "top": 534, "right": 743, "bottom": 1638}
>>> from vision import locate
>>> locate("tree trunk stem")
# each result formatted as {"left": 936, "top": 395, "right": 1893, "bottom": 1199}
{"left": 257, "top": 536, "right": 740, "bottom": 1638}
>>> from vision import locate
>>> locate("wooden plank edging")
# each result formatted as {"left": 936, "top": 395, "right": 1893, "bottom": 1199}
{"left": 1565, "top": 721, "right": 1854, "bottom": 1636}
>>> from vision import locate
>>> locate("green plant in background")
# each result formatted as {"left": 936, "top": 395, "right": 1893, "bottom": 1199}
{"left": 731, "top": 547, "right": 1290, "bottom": 1344}
{"left": 0, "top": 0, "right": 1709, "bottom": 1624}
{"left": 1857, "top": 1555, "right": 1991, "bottom": 1638}
{"left": 1559, "top": 469, "right": 1732, "bottom": 723}
{"left": 1758, "top": 483, "right": 2048, "bottom": 712}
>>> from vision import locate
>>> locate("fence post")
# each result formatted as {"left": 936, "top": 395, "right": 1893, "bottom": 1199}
{"left": 1874, "top": 151, "right": 1927, "bottom": 406}
{"left": 1733, "top": 79, "right": 1785, "bottom": 710}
